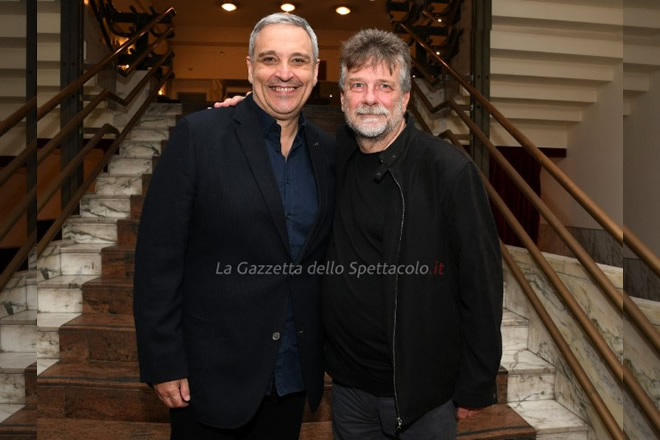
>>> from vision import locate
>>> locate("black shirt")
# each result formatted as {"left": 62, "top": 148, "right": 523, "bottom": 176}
{"left": 323, "top": 148, "right": 396, "bottom": 397}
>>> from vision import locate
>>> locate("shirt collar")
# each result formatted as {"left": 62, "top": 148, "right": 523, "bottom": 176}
{"left": 248, "top": 94, "right": 307, "bottom": 139}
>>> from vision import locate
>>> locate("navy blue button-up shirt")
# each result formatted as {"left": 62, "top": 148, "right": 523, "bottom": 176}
{"left": 252, "top": 97, "right": 318, "bottom": 396}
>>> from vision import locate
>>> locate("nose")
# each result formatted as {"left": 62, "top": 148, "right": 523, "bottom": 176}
{"left": 275, "top": 62, "right": 294, "bottom": 81}
{"left": 362, "top": 85, "right": 378, "bottom": 105}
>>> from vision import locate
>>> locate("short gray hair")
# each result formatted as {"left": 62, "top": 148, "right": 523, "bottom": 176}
{"left": 339, "top": 29, "right": 411, "bottom": 93}
{"left": 249, "top": 13, "right": 319, "bottom": 61}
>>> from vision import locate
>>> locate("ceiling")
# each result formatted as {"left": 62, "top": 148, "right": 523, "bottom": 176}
{"left": 151, "top": 0, "right": 392, "bottom": 31}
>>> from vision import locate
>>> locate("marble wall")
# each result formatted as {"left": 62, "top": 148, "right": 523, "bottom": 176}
{"left": 538, "top": 225, "right": 658, "bottom": 302}
{"left": 624, "top": 258, "right": 660, "bottom": 302}
{"left": 503, "top": 246, "right": 657, "bottom": 440}
{"left": 538, "top": 224, "right": 623, "bottom": 268}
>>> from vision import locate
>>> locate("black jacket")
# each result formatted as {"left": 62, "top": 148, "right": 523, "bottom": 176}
{"left": 133, "top": 96, "right": 335, "bottom": 428}
{"left": 324, "top": 115, "right": 502, "bottom": 428}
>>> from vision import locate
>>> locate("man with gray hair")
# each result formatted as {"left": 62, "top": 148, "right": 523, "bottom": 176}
{"left": 322, "top": 29, "right": 503, "bottom": 439}
{"left": 134, "top": 13, "right": 335, "bottom": 439}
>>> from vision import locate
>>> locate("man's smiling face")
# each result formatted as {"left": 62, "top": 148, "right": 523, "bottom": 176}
{"left": 247, "top": 23, "right": 319, "bottom": 123}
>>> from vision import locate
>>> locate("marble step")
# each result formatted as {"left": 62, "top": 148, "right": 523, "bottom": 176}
{"left": 95, "top": 173, "right": 143, "bottom": 196}
{"left": 134, "top": 114, "right": 177, "bottom": 129}
{"left": 37, "top": 275, "right": 98, "bottom": 314}
{"left": 79, "top": 194, "right": 131, "bottom": 219}
{"left": 59, "top": 243, "right": 108, "bottom": 277}
{"left": 37, "top": 241, "right": 73, "bottom": 282}
{"left": 130, "top": 194, "right": 145, "bottom": 218}
{"left": 81, "top": 277, "right": 134, "bottom": 315}
{"left": 37, "top": 417, "right": 167, "bottom": 440}
{"left": 117, "top": 218, "right": 139, "bottom": 246}
{"left": 37, "top": 360, "right": 167, "bottom": 423}
{"left": 501, "top": 310, "right": 529, "bottom": 352}
{"left": 59, "top": 314, "right": 137, "bottom": 362}
{"left": 512, "top": 400, "right": 588, "bottom": 440}
{"left": 125, "top": 127, "right": 171, "bottom": 142}
{"left": 0, "top": 270, "right": 30, "bottom": 318}
{"left": 100, "top": 245, "right": 135, "bottom": 278}
{"left": 108, "top": 156, "right": 153, "bottom": 176}
{"left": 501, "top": 350, "right": 555, "bottom": 402}
{"left": 144, "top": 103, "right": 182, "bottom": 117}
{"left": 0, "top": 354, "right": 35, "bottom": 405}
{"left": 0, "top": 406, "right": 34, "bottom": 439}
{"left": 0, "top": 311, "right": 36, "bottom": 353}
{"left": 119, "top": 140, "right": 162, "bottom": 158}
{"left": 62, "top": 216, "right": 119, "bottom": 245}
{"left": 37, "top": 312, "right": 81, "bottom": 367}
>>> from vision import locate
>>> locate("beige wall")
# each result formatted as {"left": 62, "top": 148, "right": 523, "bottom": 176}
{"left": 541, "top": 65, "right": 624, "bottom": 229}
{"left": 624, "top": 69, "right": 660, "bottom": 256}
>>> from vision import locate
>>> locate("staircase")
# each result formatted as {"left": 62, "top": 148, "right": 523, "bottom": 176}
{"left": 27, "top": 101, "right": 605, "bottom": 439}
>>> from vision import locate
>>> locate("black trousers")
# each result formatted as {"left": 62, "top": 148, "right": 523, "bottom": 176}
{"left": 169, "top": 391, "right": 307, "bottom": 440}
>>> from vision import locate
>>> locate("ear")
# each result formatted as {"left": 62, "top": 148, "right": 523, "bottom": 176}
{"left": 313, "top": 59, "right": 320, "bottom": 87}
{"left": 402, "top": 90, "right": 411, "bottom": 111}
{"left": 246, "top": 56, "right": 254, "bottom": 84}
{"left": 340, "top": 91, "right": 346, "bottom": 113}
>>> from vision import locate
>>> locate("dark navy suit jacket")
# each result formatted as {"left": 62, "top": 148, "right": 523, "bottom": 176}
{"left": 133, "top": 97, "right": 335, "bottom": 429}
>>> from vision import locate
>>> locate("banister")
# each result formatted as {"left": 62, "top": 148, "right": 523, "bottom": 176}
{"left": 0, "top": 96, "right": 36, "bottom": 139}
{"left": 396, "top": 21, "right": 624, "bottom": 246}
{"left": 441, "top": 129, "right": 627, "bottom": 439}
{"left": 447, "top": 100, "right": 660, "bottom": 356}
{"left": 0, "top": 140, "right": 37, "bottom": 189}
{"left": 440, "top": 108, "right": 660, "bottom": 431}
{"left": 37, "top": 72, "right": 172, "bottom": 257}
{"left": 36, "top": 6, "right": 175, "bottom": 121}
{"left": 119, "top": 27, "right": 174, "bottom": 77}
{"left": 0, "top": 230, "right": 36, "bottom": 298}
{"left": 36, "top": 91, "right": 110, "bottom": 165}
{"left": 402, "top": 18, "right": 660, "bottom": 357}
{"left": 37, "top": 124, "right": 120, "bottom": 214}
{"left": 624, "top": 225, "right": 660, "bottom": 278}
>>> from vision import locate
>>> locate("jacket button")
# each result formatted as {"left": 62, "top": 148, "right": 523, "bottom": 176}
{"left": 272, "top": 332, "right": 281, "bottom": 341}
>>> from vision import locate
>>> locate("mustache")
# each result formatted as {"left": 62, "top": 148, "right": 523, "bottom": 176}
{"left": 356, "top": 105, "right": 389, "bottom": 116}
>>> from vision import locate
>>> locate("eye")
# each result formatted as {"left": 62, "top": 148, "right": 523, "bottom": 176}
{"left": 291, "top": 57, "right": 308, "bottom": 65}
{"left": 350, "top": 82, "right": 364, "bottom": 91}
{"left": 379, "top": 83, "right": 393, "bottom": 90}
{"left": 261, "top": 56, "right": 277, "bottom": 64}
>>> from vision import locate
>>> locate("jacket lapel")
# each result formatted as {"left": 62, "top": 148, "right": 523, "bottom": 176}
{"left": 297, "top": 127, "right": 327, "bottom": 260}
{"left": 233, "top": 99, "right": 291, "bottom": 258}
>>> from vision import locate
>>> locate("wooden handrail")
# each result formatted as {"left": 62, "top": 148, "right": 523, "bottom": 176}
{"left": 500, "top": 244, "right": 627, "bottom": 440}
{"left": 121, "top": 27, "right": 173, "bottom": 76}
{"left": 438, "top": 119, "right": 660, "bottom": 431}
{"left": 36, "top": 91, "right": 110, "bottom": 165}
{"left": 36, "top": 6, "right": 174, "bottom": 121}
{"left": 0, "top": 229, "right": 36, "bottom": 298}
{"left": 37, "top": 72, "right": 171, "bottom": 257}
{"left": 0, "top": 97, "right": 36, "bottom": 138}
{"left": 624, "top": 225, "right": 660, "bottom": 279}
{"left": 441, "top": 130, "right": 628, "bottom": 439}
{"left": 397, "top": 22, "right": 624, "bottom": 246}
{"left": 0, "top": 140, "right": 37, "bottom": 189}
{"left": 446, "top": 100, "right": 660, "bottom": 356}
{"left": 37, "top": 124, "right": 119, "bottom": 214}
{"left": 36, "top": 49, "right": 171, "bottom": 166}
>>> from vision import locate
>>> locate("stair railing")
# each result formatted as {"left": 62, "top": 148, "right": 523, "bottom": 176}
{"left": 0, "top": 6, "right": 175, "bottom": 295}
{"left": 396, "top": 14, "right": 659, "bottom": 440}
